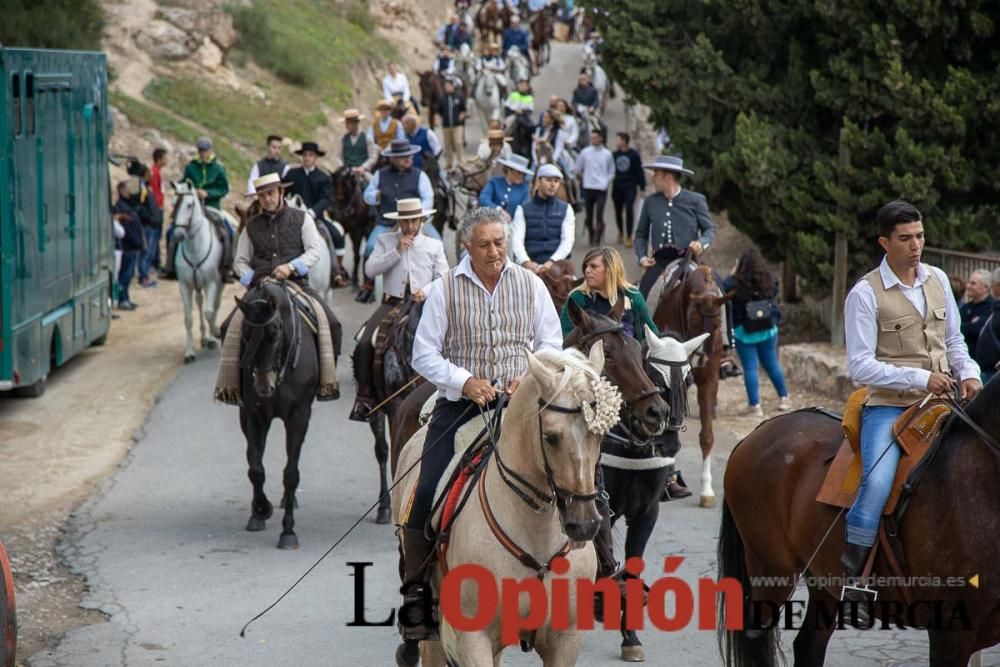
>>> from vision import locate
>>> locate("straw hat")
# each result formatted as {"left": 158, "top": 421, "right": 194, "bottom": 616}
{"left": 486, "top": 129, "right": 511, "bottom": 142}
{"left": 339, "top": 108, "right": 365, "bottom": 122}
{"left": 246, "top": 172, "right": 292, "bottom": 197}
{"left": 375, "top": 99, "right": 395, "bottom": 110}
{"left": 384, "top": 197, "right": 436, "bottom": 220}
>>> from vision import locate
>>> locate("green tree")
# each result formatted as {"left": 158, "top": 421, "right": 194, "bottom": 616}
{"left": 585, "top": 0, "right": 1000, "bottom": 292}
{"left": 1, "top": 0, "right": 104, "bottom": 51}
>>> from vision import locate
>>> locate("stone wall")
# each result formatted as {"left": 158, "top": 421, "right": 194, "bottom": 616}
{"left": 779, "top": 343, "right": 858, "bottom": 402}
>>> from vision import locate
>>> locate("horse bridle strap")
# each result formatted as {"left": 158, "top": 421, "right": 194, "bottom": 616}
{"left": 577, "top": 323, "right": 625, "bottom": 348}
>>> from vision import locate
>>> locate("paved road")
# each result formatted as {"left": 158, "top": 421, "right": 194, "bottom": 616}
{"left": 30, "top": 43, "right": 997, "bottom": 667}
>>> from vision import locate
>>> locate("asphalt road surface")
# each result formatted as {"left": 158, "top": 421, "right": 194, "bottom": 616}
{"left": 29, "top": 43, "right": 997, "bottom": 667}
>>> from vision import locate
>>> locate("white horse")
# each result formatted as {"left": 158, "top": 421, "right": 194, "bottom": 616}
{"left": 283, "top": 194, "right": 333, "bottom": 304}
{"left": 455, "top": 43, "right": 476, "bottom": 93}
{"left": 473, "top": 69, "right": 502, "bottom": 133}
{"left": 506, "top": 45, "right": 532, "bottom": 84}
{"left": 582, "top": 51, "right": 610, "bottom": 115}
{"left": 171, "top": 181, "right": 228, "bottom": 363}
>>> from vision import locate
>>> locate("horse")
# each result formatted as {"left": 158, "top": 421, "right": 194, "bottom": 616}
{"left": 582, "top": 52, "right": 611, "bottom": 116}
{"left": 575, "top": 103, "right": 607, "bottom": 152}
{"left": 538, "top": 259, "right": 580, "bottom": 313}
{"left": 420, "top": 152, "right": 457, "bottom": 238}
{"left": 330, "top": 166, "right": 371, "bottom": 286}
{"left": 651, "top": 260, "right": 734, "bottom": 509}
{"left": 474, "top": 0, "right": 509, "bottom": 44}
{"left": 391, "top": 345, "right": 612, "bottom": 666}
{"left": 454, "top": 43, "right": 477, "bottom": 93}
{"left": 506, "top": 45, "right": 532, "bottom": 84}
{"left": 506, "top": 110, "right": 535, "bottom": 160}
{"left": 171, "top": 181, "right": 226, "bottom": 364}
{"left": 718, "top": 378, "right": 1000, "bottom": 666}
{"left": 278, "top": 195, "right": 334, "bottom": 302}
{"left": 391, "top": 96, "right": 419, "bottom": 122}
{"left": 473, "top": 69, "right": 503, "bottom": 133}
{"left": 529, "top": 8, "right": 552, "bottom": 69}
{"left": 418, "top": 71, "right": 443, "bottom": 129}
{"left": 235, "top": 279, "right": 320, "bottom": 550}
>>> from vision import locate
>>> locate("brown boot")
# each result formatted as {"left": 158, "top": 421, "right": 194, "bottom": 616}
{"left": 398, "top": 528, "right": 439, "bottom": 641}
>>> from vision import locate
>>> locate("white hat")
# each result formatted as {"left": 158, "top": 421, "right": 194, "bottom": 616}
{"left": 245, "top": 172, "right": 291, "bottom": 196}
{"left": 496, "top": 154, "right": 534, "bottom": 176}
{"left": 383, "top": 197, "right": 436, "bottom": 220}
{"left": 536, "top": 164, "right": 563, "bottom": 179}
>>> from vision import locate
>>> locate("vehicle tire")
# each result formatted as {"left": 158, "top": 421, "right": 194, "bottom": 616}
{"left": 92, "top": 333, "right": 108, "bottom": 347}
{"left": 13, "top": 376, "right": 46, "bottom": 398}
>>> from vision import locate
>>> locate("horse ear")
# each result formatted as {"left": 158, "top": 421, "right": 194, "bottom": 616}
{"left": 587, "top": 338, "right": 605, "bottom": 373}
{"left": 609, "top": 296, "right": 625, "bottom": 321}
{"left": 526, "top": 348, "right": 556, "bottom": 395}
{"left": 644, "top": 325, "right": 661, "bottom": 349}
{"left": 567, "top": 298, "right": 589, "bottom": 328}
{"left": 234, "top": 295, "right": 248, "bottom": 313}
{"left": 683, "top": 333, "right": 711, "bottom": 359}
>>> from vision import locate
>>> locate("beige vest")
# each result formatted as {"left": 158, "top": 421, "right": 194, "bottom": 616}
{"left": 442, "top": 264, "right": 536, "bottom": 389}
{"left": 863, "top": 266, "right": 949, "bottom": 407}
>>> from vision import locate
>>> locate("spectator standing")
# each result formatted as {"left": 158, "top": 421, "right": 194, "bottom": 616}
{"left": 114, "top": 179, "right": 146, "bottom": 311}
{"left": 611, "top": 131, "right": 644, "bottom": 247}
{"left": 575, "top": 128, "right": 615, "bottom": 245}
{"left": 149, "top": 148, "right": 167, "bottom": 273}
{"left": 136, "top": 166, "right": 163, "bottom": 288}
{"left": 436, "top": 79, "right": 466, "bottom": 169}
{"left": 992, "top": 268, "right": 1000, "bottom": 301}
{"left": 960, "top": 268, "right": 995, "bottom": 355}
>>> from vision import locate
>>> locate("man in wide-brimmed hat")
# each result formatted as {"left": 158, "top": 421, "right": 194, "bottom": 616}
{"left": 339, "top": 109, "right": 376, "bottom": 175}
{"left": 232, "top": 172, "right": 343, "bottom": 359}
{"left": 369, "top": 99, "right": 405, "bottom": 151}
{"left": 479, "top": 153, "right": 532, "bottom": 219}
{"left": 359, "top": 139, "right": 438, "bottom": 303}
{"left": 511, "top": 163, "right": 576, "bottom": 273}
{"left": 348, "top": 198, "right": 449, "bottom": 421}
{"left": 475, "top": 126, "right": 513, "bottom": 165}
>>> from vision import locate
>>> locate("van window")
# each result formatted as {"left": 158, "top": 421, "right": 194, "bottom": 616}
{"left": 25, "top": 72, "right": 35, "bottom": 136}
{"left": 11, "top": 73, "right": 21, "bottom": 136}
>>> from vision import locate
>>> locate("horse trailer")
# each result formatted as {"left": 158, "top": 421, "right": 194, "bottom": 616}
{"left": 0, "top": 47, "right": 114, "bottom": 397}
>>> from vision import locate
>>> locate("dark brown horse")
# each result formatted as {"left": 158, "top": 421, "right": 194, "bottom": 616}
{"left": 718, "top": 377, "right": 1000, "bottom": 666}
{"left": 418, "top": 71, "right": 442, "bottom": 130}
{"left": 529, "top": 8, "right": 552, "bottom": 68}
{"left": 652, "top": 260, "right": 733, "bottom": 508}
{"left": 538, "top": 259, "right": 581, "bottom": 312}
{"left": 474, "top": 0, "right": 510, "bottom": 44}
{"left": 329, "top": 166, "right": 370, "bottom": 286}
{"left": 421, "top": 152, "right": 457, "bottom": 237}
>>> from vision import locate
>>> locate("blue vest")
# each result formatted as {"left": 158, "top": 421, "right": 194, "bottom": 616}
{"left": 521, "top": 195, "right": 568, "bottom": 263}
{"left": 377, "top": 165, "right": 421, "bottom": 225}
{"left": 407, "top": 127, "right": 433, "bottom": 169}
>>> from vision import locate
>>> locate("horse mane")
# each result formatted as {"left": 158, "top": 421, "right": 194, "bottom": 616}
{"left": 965, "top": 372, "right": 1000, "bottom": 428}
{"left": 530, "top": 347, "right": 601, "bottom": 404}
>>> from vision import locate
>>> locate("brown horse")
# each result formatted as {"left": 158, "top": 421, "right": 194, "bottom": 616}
{"left": 417, "top": 71, "right": 442, "bottom": 129}
{"left": 651, "top": 260, "right": 733, "bottom": 508}
{"left": 529, "top": 8, "right": 552, "bottom": 68}
{"left": 538, "top": 259, "right": 581, "bottom": 312}
{"left": 329, "top": 166, "right": 370, "bottom": 286}
{"left": 718, "top": 378, "right": 1000, "bottom": 666}
{"left": 474, "top": 0, "right": 510, "bottom": 44}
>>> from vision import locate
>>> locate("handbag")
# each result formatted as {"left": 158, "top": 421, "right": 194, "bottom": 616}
{"left": 743, "top": 299, "right": 774, "bottom": 333}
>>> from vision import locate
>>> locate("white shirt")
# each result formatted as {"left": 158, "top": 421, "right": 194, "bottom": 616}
{"left": 382, "top": 73, "right": 411, "bottom": 102}
{"left": 412, "top": 255, "right": 564, "bottom": 400}
{"left": 423, "top": 128, "right": 444, "bottom": 156}
{"left": 532, "top": 126, "right": 566, "bottom": 165}
{"left": 433, "top": 56, "right": 456, "bottom": 76}
{"left": 561, "top": 114, "right": 580, "bottom": 149}
{"left": 364, "top": 229, "right": 449, "bottom": 298}
{"left": 510, "top": 198, "right": 576, "bottom": 265}
{"left": 246, "top": 162, "right": 289, "bottom": 195}
{"left": 845, "top": 257, "right": 980, "bottom": 391}
{"left": 575, "top": 145, "right": 616, "bottom": 191}
{"left": 476, "top": 140, "right": 512, "bottom": 162}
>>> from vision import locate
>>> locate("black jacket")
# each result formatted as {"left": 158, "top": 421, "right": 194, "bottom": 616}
{"left": 115, "top": 198, "right": 145, "bottom": 252}
{"left": 437, "top": 93, "right": 467, "bottom": 128}
{"left": 571, "top": 85, "right": 599, "bottom": 110}
{"left": 612, "top": 148, "right": 645, "bottom": 190}
{"left": 284, "top": 166, "right": 333, "bottom": 219}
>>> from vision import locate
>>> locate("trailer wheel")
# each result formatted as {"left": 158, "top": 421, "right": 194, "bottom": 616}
{"left": 12, "top": 376, "right": 46, "bottom": 398}
{"left": 0, "top": 541, "right": 16, "bottom": 667}
{"left": 92, "top": 333, "right": 108, "bottom": 347}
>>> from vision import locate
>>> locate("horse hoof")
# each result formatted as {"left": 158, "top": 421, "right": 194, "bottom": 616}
{"left": 621, "top": 645, "right": 645, "bottom": 662}
{"left": 183, "top": 354, "right": 196, "bottom": 364}
{"left": 203, "top": 339, "right": 218, "bottom": 350}
{"left": 375, "top": 507, "right": 393, "bottom": 525}
{"left": 395, "top": 641, "right": 420, "bottom": 667}
{"left": 699, "top": 495, "right": 716, "bottom": 509}
{"left": 278, "top": 534, "right": 300, "bottom": 550}
{"left": 246, "top": 516, "right": 266, "bottom": 532}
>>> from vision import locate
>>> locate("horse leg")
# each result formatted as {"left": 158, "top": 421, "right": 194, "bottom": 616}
{"left": 928, "top": 629, "right": 978, "bottom": 667}
{"left": 370, "top": 414, "right": 393, "bottom": 525}
{"left": 242, "top": 409, "right": 273, "bottom": 531}
{"left": 203, "top": 279, "right": 222, "bottom": 346}
{"left": 791, "top": 584, "right": 837, "bottom": 667}
{"left": 536, "top": 630, "right": 584, "bottom": 666}
{"left": 180, "top": 282, "right": 197, "bottom": 363}
{"left": 696, "top": 373, "right": 716, "bottom": 508}
{"left": 449, "top": 630, "right": 497, "bottom": 667}
{"left": 278, "top": 403, "right": 310, "bottom": 550}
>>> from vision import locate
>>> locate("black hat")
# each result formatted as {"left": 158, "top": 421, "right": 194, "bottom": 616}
{"left": 295, "top": 141, "right": 326, "bottom": 156}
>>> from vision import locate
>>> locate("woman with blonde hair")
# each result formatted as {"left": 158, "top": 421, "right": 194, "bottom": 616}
{"left": 560, "top": 246, "right": 658, "bottom": 343}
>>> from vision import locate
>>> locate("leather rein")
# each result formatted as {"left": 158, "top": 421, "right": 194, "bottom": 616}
{"left": 239, "top": 282, "right": 302, "bottom": 388}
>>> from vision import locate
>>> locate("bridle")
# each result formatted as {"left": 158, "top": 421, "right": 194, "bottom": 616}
{"left": 172, "top": 188, "right": 215, "bottom": 284}
{"left": 239, "top": 283, "right": 301, "bottom": 390}
{"left": 578, "top": 323, "right": 661, "bottom": 405}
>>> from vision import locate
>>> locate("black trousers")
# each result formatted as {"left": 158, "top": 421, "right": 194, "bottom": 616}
{"left": 319, "top": 219, "right": 346, "bottom": 254}
{"left": 611, "top": 184, "right": 637, "bottom": 237}
{"left": 406, "top": 397, "right": 487, "bottom": 532}
{"left": 350, "top": 296, "right": 401, "bottom": 400}
{"left": 583, "top": 188, "right": 608, "bottom": 241}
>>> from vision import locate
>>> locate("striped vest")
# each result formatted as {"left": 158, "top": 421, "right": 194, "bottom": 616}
{"left": 442, "top": 263, "right": 537, "bottom": 388}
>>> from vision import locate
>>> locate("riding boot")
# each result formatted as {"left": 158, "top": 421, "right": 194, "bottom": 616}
{"left": 220, "top": 231, "right": 235, "bottom": 283}
{"left": 399, "top": 528, "right": 439, "bottom": 641}
{"left": 161, "top": 236, "right": 179, "bottom": 280}
{"left": 355, "top": 280, "right": 376, "bottom": 304}
{"left": 840, "top": 542, "right": 875, "bottom": 627}
{"left": 660, "top": 471, "right": 692, "bottom": 502}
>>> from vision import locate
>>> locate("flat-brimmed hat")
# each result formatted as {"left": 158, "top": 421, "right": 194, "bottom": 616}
{"left": 295, "top": 141, "right": 326, "bottom": 156}
{"left": 384, "top": 197, "right": 435, "bottom": 220}
{"left": 375, "top": 98, "right": 395, "bottom": 110}
{"left": 496, "top": 154, "right": 534, "bottom": 176}
{"left": 381, "top": 139, "right": 421, "bottom": 158}
{"left": 486, "top": 129, "right": 510, "bottom": 141}
{"left": 643, "top": 155, "right": 694, "bottom": 176}
{"left": 339, "top": 108, "right": 365, "bottom": 122}
{"left": 246, "top": 172, "right": 292, "bottom": 196}
{"left": 536, "top": 164, "right": 563, "bottom": 179}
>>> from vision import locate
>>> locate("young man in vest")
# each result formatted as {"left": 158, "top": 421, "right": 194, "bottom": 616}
{"left": 368, "top": 99, "right": 405, "bottom": 152}
{"left": 246, "top": 134, "right": 288, "bottom": 195}
{"left": 232, "top": 173, "right": 343, "bottom": 364}
{"left": 401, "top": 114, "right": 443, "bottom": 171}
{"left": 510, "top": 163, "right": 576, "bottom": 274}
{"left": 360, "top": 139, "right": 438, "bottom": 303}
{"left": 478, "top": 153, "right": 532, "bottom": 219}
{"left": 348, "top": 199, "right": 450, "bottom": 421}
{"left": 842, "top": 199, "right": 981, "bottom": 622}
{"left": 399, "top": 207, "right": 563, "bottom": 640}
{"left": 339, "top": 108, "right": 376, "bottom": 176}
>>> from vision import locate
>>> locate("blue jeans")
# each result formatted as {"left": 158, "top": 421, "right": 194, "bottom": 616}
{"left": 846, "top": 405, "right": 905, "bottom": 547}
{"left": 364, "top": 222, "right": 442, "bottom": 258}
{"left": 139, "top": 226, "right": 161, "bottom": 279}
{"left": 734, "top": 334, "right": 788, "bottom": 406}
{"left": 118, "top": 250, "right": 138, "bottom": 304}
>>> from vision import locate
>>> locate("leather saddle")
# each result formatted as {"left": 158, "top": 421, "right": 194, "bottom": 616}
{"left": 816, "top": 388, "right": 951, "bottom": 513}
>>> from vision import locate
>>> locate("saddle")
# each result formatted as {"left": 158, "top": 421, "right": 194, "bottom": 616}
{"left": 816, "top": 388, "right": 951, "bottom": 513}
{"left": 372, "top": 297, "right": 420, "bottom": 399}
{"left": 645, "top": 258, "right": 696, "bottom": 315}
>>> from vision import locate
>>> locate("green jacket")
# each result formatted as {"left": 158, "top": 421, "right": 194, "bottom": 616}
{"left": 182, "top": 155, "right": 229, "bottom": 210}
{"left": 560, "top": 287, "right": 659, "bottom": 343}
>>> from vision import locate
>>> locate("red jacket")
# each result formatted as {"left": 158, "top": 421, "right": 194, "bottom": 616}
{"left": 150, "top": 164, "right": 164, "bottom": 209}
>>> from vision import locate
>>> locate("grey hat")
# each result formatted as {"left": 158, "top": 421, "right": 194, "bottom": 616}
{"left": 536, "top": 163, "right": 563, "bottom": 179}
{"left": 196, "top": 136, "right": 213, "bottom": 151}
{"left": 496, "top": 153, "right": 534, "bottom": 176}
{"left": 381, "top": 138, "right": 421, "bottom": 158}
{"left": 643, "top": 155, "right": 694, "bottom": 176}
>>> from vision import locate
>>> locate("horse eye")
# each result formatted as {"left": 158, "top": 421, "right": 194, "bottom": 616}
{"left": 543, "top": 432, "right": 559, "bottom": 447}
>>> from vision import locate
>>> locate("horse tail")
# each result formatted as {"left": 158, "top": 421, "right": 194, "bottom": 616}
{"left": 717, "top": 499, "right": 778, "bottom": 667}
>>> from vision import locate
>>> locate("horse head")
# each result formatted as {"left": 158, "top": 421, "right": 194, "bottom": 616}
{"left": 645, "top": 326, "right": 710, "bottom": 424}
{"left": 522, "top": 344, "right": 611, "bottom": 541}
{"left": 235, "top": 281, "right": 291, "bottom": 398}
{"left": 170, "top": 179, "right": 202, "bottom": 241}
{"left": 564, "top": 298, "right": 668, "bottom": 440}
{"left": 682, "top": 266, "right": 733, "bottom": 358}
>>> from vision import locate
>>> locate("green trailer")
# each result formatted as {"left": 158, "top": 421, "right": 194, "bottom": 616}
{"left": 0, "top": 47, "right": 114, "bottom": 397}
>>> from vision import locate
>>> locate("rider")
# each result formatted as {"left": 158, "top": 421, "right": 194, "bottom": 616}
{"left": 555, "top": 98, "right": 580, "bottom": 149}
{"left": 399, "top": 206, "right": 563, "bottom": 640}
{"left": 571, "top": 72, "right": 599, "bottom": 115}
{"left": 432, "top": 45, "right": 456, "bottom": 78}
{"left": 233, "top": 172, "right": 344, "bottom": 364}
{"left": 339, "top": 108, "right": 377, "bottom": 176}
{"left": 435, "top": 13, "right": 460, "bottom": 46}
{"left": 478, "top": 41, "right": 508, "bottom": 99}
{"left": 504, "top": 78, "right": 534, "bottom": 118}
{"left": 382, "top": 62, "right": 418, "bottom": 116}
{"left": 510, "top": 163, "right": 575, "bottom": 274}
{"left": 359, "top": 139, "right": 437, "bottom": 302}
{"left": 164, "top": 136, "right": 234, "bottom": 282}
{"left": 475, "top": 126, "right": 514, "bottom": 168}
{"left": 369, "top": 99, "right": 406, "bottom": 152}
{"left": 478, "top": 153, "right": 532, "bottom": 219}
{"left": 502, "top": 14, "right": 531, "bottom": 62}
{"left": 401, "top": 114, "right": 443, "bottom": 171}
{"left": 532, "top": 108, "right": 565, "bottom": 168}
{"left": 246, "top": 134, "right": 288, "bottom": 195}
{"left": 841, "top": 199, "right": 981, "bottom": 622}
{"left": 348, "top": 198, "right": 449, "bottom": 422}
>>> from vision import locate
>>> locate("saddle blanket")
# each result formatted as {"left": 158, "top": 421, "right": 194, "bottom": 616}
{"left": 645, "top": 259, "right": 697, "bottom": 315}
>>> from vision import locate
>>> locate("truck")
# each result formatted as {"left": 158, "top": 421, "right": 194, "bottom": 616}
{"left": 0, "top": 47, "right": 114, "bottom": 397}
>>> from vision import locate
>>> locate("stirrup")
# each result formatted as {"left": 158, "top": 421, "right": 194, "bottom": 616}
{"left": 399, "top": 582, "right": 439, "bottom": 641}
{"left": 840, "top": 581, "right": 878, "bottom": 603}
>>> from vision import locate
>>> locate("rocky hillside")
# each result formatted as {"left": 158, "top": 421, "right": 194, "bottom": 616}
{"left": 105, "top": 0, "right": 451, "bottom": 204}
